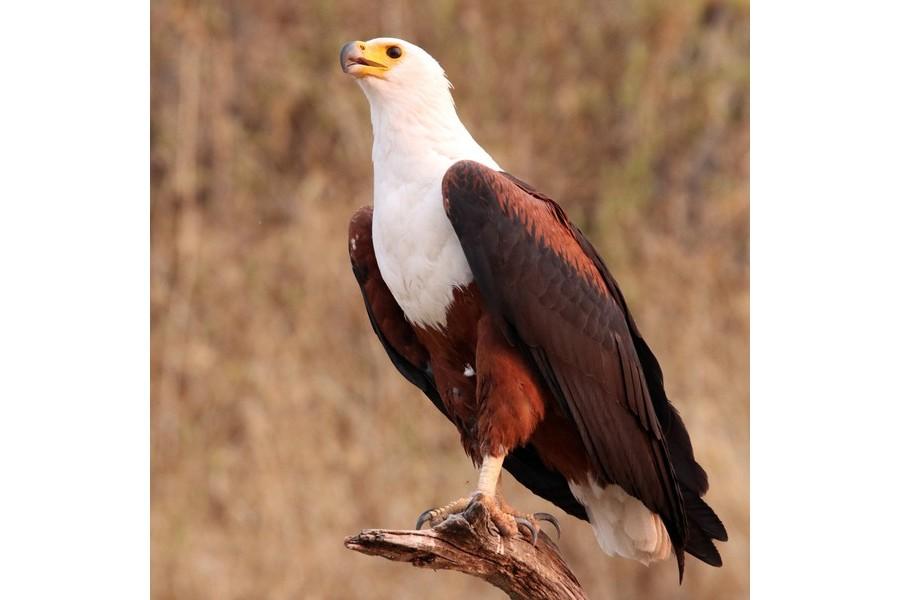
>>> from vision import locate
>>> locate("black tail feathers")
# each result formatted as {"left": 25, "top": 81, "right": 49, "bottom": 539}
{"left": 683, "top": 491, "right": 727, "bottom": 567}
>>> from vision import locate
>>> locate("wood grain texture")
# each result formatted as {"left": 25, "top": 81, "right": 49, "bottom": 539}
{"left": 344, "top": 499, "right": 589, "bottom": 600}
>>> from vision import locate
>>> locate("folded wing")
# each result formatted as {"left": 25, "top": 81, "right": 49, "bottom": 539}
{"left": 442, "top": 161, "right": 705, "bottom": 576}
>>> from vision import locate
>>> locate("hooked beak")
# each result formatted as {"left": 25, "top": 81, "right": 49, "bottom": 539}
{"left": 340, "top": 41, "right": 388, "bottom": 79}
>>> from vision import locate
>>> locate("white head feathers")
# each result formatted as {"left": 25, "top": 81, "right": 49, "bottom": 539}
{"left": 340, "top": 37, "right": 498, "bottom": 171}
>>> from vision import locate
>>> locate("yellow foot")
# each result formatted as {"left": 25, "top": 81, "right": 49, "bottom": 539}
{"left": 414, "top": 496, "right": 472, "bottom": 531}
{"left": 495, "top": 493, "right": 561, "bottom": 544}
{"left": 415, "top": 492, "right": 560, "bottom": 545}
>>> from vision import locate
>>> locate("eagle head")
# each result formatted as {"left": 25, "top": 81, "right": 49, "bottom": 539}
{"left": 340, "top": 38, "right": 453, "bottom": 106}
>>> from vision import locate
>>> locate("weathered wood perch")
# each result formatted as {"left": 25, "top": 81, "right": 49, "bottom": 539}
{"left": 344, "top": 499, "right": 588, "bottom": 600}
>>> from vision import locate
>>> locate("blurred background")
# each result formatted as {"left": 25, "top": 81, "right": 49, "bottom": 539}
{"left": 151, "top": 0, "right": 748, "bottom": 598}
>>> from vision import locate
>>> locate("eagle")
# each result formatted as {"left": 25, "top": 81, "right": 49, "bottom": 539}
{"left": 341, "top": 37, "right": 727, "bottom": 579}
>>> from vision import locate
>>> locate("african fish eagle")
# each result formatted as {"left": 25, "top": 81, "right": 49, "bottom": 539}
{"left": 341, "top": 37, "right": 727, "bottom": 579}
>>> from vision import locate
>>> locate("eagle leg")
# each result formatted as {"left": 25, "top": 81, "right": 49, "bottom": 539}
{"left": 415, "top": 455, "right": 559, "bottom": 545}
{"left": 415, "top": 454, "right": 506, "bottom": 530}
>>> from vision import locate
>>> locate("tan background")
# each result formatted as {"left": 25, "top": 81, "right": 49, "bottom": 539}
{"left": 151, "top": 1, "right": 748, "bottom": 598}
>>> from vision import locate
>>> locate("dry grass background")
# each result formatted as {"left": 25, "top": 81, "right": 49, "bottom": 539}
{"left": 151, "top": 1, "right": 748, "bottom": 598}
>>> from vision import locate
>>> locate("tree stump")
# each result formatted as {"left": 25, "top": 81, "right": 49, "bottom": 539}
{"left": 344, "top": 499, "right": 588, "bottom": 600}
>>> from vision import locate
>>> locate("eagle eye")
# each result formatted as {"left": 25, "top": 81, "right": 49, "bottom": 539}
{"left": 386, "top": 46, "right": 403, "bottom": 59}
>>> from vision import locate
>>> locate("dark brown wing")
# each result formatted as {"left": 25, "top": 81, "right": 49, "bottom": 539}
{"left": 348, "top": 206, "right": 588, "bottom": 521}
{"left": 499, "top": 173, "right": 727, "bottom": 566}
{"left": 443, "top": 161, "right": 696, "bottom": 576}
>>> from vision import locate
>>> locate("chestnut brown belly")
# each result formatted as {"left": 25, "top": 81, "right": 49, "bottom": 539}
{"left": 412, "top": 285, "right": 482, "bottom": 449}
{"left": 413, "top": 284, "right": 591, "bottom": 483}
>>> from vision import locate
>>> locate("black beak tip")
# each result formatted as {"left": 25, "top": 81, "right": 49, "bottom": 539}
{"left": 340, "top": 41, "right": 358, "bottom": 72}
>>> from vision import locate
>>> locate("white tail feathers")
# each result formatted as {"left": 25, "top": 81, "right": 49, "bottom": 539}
{"left": 569, "top": 481, "right": 671, "bottom": 565}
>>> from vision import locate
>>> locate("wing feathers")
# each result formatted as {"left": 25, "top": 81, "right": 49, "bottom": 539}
{"left": 495, "top": 169, "right": 727, "bottom": 569}
{"left": 443, "top": 161, "right": 734, "bottom": 576}
{"left": 443, "top": 162, "right": 688, "bottom": 566}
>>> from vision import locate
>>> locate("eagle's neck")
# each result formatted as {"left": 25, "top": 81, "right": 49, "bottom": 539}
{"left": 365, "top": 88, "right": 499, "bottom": 185}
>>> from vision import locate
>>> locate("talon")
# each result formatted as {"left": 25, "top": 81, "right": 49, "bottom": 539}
{"left": 534, "top": 512, "right": 561, "bottom": 540}
{"left": 515, "top": 516, "right": 539, "bottom": 545}
{"left": 415, "top": 509, "right": 436, "bottom": 530}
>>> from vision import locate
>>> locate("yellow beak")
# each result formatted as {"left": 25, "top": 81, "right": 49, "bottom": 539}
{"left": 340, "top": 41, "right": 388, "bottom": 79}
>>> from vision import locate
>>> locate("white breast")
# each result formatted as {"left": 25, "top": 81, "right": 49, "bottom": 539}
{"left": 363, "top": 77, "right": 501, "bottom": 329}
{"left": 372, "top": 165, "right": 474, "bottom": 329}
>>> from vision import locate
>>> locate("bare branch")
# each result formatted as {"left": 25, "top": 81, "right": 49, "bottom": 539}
{"left": 344, "top": 499, "right": 589, "bottom": 600}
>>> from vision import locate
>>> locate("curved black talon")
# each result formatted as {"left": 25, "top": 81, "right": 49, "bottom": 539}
{"left": 534, "top": 512, "right": 561, "bottom": 540}
{"left": 515, "top": 517, "right": 539, "bottom": 545}
{"left": 415, "top": 509, "right": 436, "bottom": 530}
